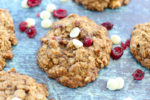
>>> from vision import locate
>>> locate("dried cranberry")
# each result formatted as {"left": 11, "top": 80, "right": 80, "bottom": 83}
{"left": 25, "top": 26, "right": 37, "bottom": 38}
{"left": 132, "top": 69, "right": 144, "bottom": 80}
{"left": 53, "top": 9, "right": 67, "bottom": 19}
{"left": 19, "top": 22, "right": 27, "bottom": 32}
{"left": 27, "top": 0, "right": 42, "bottom": 7}
{"left": 121, "top": 42, "right": 127, "bottom": 50}
{"left": 84, "top": 38, "right": 93, "bottom": 47}
{"left": 54, "top": 25, "right": 63, "bottom": 30}
{"left": 125, "top": 39, "right": 130, "bottom": 47}
{"left": 36, "top": 13, "right": 40, "bottom": 17}
{"left": 52, "top": 36, "right": 56, "bottom": 40}
{"left": 101, "top": 22, "right": 113, "bottom": 30}
{"left": 111, "top": 47, "right": 123, "bottom": 60}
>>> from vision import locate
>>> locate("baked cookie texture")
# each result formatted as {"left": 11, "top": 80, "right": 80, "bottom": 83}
{"left": 0, "top": 9, "right": 18, "bottom": 70}
{"left": 37, "top": 14, "right": 112, "bottom": 88}
{"left": 73, "top": 0, "right": 130, "bottom": 11}
{"left": 130, "top": 22, "right": 150, "bottom": 69}
{"left": 0, "top": 69, "right": 49, "bottom": 100}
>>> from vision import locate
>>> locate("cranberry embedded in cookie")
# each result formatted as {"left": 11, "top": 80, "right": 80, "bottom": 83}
{"left": 37, "top": 14, "right": 112, "bottom": 88}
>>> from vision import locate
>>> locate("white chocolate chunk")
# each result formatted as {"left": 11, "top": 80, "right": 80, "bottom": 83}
{"left": 21, "top": 0, "right": 29, "bottom": 8}
{"left": 111, "top": 35, "right": 121, "bottom": 45}
{"left": 41, "top": 19, "right": 52, "bottom": 28}
{"left": 124, "top": 97, "right": 133, "bottom": 100}
{"left": 12, "top": 97, "right": 21, "bottom": 100}
{"left": 61, "top": 0, "right": 69, "bottom": 2}
{"left": 69, "top": 27, "right": 80, "bottom": 38}
{"left": 115, "top": 77, "right": 124, "bottom": 89}
{"left": 26, "top": 18, "right": 35, "bottom": 27}
{"left": 107, "top": 79, "right": 118, "bottom": 90}
{"left": 40, "top": 10, "right": 51, "bottom": 20}
{"left": 46, "top": 4, "right": 56, "bottom": 12}
{"left": 72, "top": 39, "right": 83, "bottom": 48}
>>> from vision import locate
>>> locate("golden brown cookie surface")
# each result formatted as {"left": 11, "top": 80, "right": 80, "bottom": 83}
{"left": 0, "top": 69, "right": 49, "bottom": 100}
{"left": 37, "top": 14, "right": 112, "bottom": 88}
{"left": 73, "top": 0, "right": 130, "bottom": 11}
{"left": 0, "top": 9, "right": 18, "bottom": 70}
{"left": 130, "top": 22, "right": 150, "bottom": 69}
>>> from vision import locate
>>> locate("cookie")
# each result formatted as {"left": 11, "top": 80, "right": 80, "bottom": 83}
{"left": 37, "top": 14, "right": 112, "bottom": 88}
{"left": 130, "top": 22, "right": 150, "bottom": 69}
{"left": 0, "top": 9, "right": 18, "bottom": 70}
{"left": 73, "top": 0, "right": 130, "bottom": 11}
{"left": 0, "top": 69, "right": 49, "bottom": 100}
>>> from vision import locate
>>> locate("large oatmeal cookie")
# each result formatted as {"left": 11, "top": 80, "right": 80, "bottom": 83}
{"left": 73, "top": 0, "right": 130, "bottom": 11}
{"left": 130, "top": 22, "right": 150, "bottom": 69}
{"left": 0, "top": 69, "right": 49, "bottom": 100}
{"left": 37, "top": 14, "right": 112, "bottom": 88}
{"left": 0, "top": 9, "right": 18, "bottom": 70}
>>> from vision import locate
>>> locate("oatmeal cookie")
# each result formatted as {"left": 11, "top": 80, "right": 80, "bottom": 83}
{"left": 0, "top": 9, "right": 18, "bottom": 70}
{"left": 37, "top": 14, "right": 112, "bottom": 88}
{"left": 73, "top": 0, "right": 130, "bottom": 11}
{"left": 0, "top": 69, "right": 49, "bottom": 100}
{"left": 130, "top": 22, "right": 150, "bottom": 69}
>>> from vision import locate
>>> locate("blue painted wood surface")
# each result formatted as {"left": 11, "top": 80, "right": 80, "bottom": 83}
{"left": 0, "top": 0, "right": 150, "bottom": 100}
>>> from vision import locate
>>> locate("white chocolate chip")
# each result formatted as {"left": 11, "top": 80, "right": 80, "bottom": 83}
{"left": 115, "top": 77, "right": 124, "bottom": 89}
{"left": 41, "top": 19, "right": 52, "bottom": 28}
{"left": 107, "top": 79, "right": 118, "bottom": 90}
{"left": 132, "top": 44, "right": 136, "bottom": 47}
{"left": 69, "top": 27, "right": 80, "bottom": 38}
{"left": 61, "top": 0, "right": 69, "bottom": 2}
{"left": 124, "top": 97, "right": 133, "bottom": 100}
{"left": 46, "top": 4, "right": 56, "bottom": 12}
{"left": 111, "top": 35, "right": 121, "bottom": 45}
{"left": 21, "top": 0, "right": 29, "bottom": 8}
{"left": 40, "top": 10, "right": 51, "bottom": 20}
{"left": 12, "top": 97, "right": 21, "bottom": 100}
{"left": 72, "top": 39, "right": 83, "bottom": 48}
{"left": 107, "top": 77, "right": 125, "bottom": 90}
{"left": 26, "top": 18, "right": 35, "bottom": 27}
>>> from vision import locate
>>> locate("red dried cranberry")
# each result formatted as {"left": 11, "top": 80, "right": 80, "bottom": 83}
{"left": 54, "top": 25, "right": 63, "bottom": 30}
{"left": 111, "top": 47, "right": 123, "bottom": 60}
{"left": 36, "top": 13, "right": 40, "bottom": 17}
{"left": 53, "top": 9, "right": 67, "bottom": 19}
{"left": 19, "top": 22, "right": 27, "bottom": 32}
{"left": 27, "top": 0, "right": 42, "bottom": 7}
{"left": 132, "top": 69, "right": 144, "bottom": 80}
{"left": 101, "top": 22, "right": 113, "bottom": 30}
{"left": 52, "top": 36, "right": 56, "bottom": 40}
{"left": 121, "top": 42, "right": 127, "bottom": 50}
{"left": 84, "top": 38, "right": 93, "bottom": 47}
{"left": 125, "top": 39, "right": 130, "bottom": 47}
{"left": 25, "top": 26, "right": 37, "bottom": 38}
